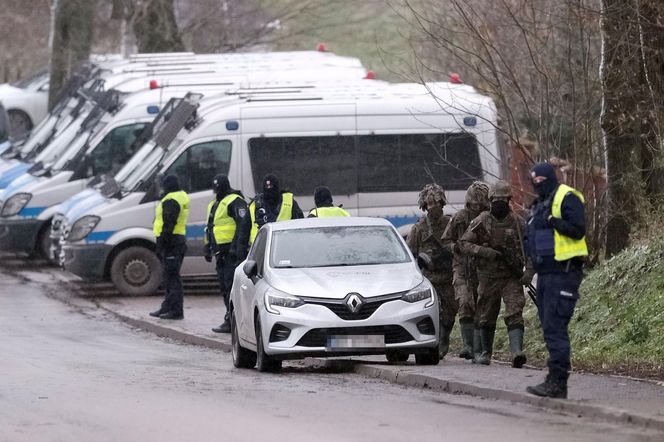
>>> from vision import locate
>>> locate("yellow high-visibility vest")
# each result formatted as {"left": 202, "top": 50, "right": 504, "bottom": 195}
{"left": 249, "top": 192, "right": 294, "bottom": 243}
{"left": 205, "top": 193, "right": 242, "bottom": 245}
{"left": 551, "top": 184, "right": 588, "bottom": 261}
{"left": 308, "top": 206, "right": 350, "bottom": 217}
{"left": 153, "top": 190, "right": 190, "bottom": 237}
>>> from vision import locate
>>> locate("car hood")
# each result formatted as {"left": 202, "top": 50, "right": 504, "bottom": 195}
{"left": 267, "top": 262, "right": 423, "bottom": 299}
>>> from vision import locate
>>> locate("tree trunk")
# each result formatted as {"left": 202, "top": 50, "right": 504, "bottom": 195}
{"left": 600, "top": 0, "right": 643, "bottom": 257}
{"left": 48, "top": 0, "right": 96, "bottom": 109}
{"left": 133, "top": 0, "right": 184, "bottom": 53}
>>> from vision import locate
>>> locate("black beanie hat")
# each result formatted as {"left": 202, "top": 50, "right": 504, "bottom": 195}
{"left": 314, "top": 186, "right": 333, "bottom": 207}
{"left": 162, "top": 174, "right": 181, "bottom": 194}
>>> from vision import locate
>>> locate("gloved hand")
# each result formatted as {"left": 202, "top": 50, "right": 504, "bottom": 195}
{"left": 204, "top": 253, "right": 212, "bottom": 263}
{"left": 159, "top": 233, "right": 175, "bottom": 250}
{"left": 520, "top": 269, "right": 535, "bottom": 286}
{"left": 479, "top": 247, "right": 501, "bottom": 261}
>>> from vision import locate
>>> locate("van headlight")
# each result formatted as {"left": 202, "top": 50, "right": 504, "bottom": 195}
{"left": 2, "top": 193, "right": 31, "bottom": 217}
{"left": 67, "top": 215, "right": 100, "bottom": 241}
{"left": 264, "top": 289, "right": 304, "bottom": 314}
{"left": 402, "top": 283, "right": 435, "bottom": 308}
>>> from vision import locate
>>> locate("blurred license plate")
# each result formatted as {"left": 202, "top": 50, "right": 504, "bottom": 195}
{"left": 327, "top": 335, "right": 385, "bottom": 350}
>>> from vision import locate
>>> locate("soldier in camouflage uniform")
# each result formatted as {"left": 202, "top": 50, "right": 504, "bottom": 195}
{"left": 460, "top": 180, "right": 531, "bottom": 368}
{"left": 407, "top": 184, "right": 456, "bottom": 360}
{"left": 441, "top": 181, "right": 490, "bottom": 361}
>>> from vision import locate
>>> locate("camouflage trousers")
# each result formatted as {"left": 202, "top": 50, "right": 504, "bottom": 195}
{"left": 432, "top": 280, "right": 457, "bottom": 330}
{"left": 476, "top": 276, "right": 525, "bottom": 330}
{"left": 453, "top": 271, "right": 479, "bottom": 323}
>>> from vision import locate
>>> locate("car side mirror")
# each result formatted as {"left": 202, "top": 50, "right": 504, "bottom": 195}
{"left": 417, "top": 252, "right": 433, "bottom": 271}
{"left": 243, "top": 260, "right": 258, "bottom": 280}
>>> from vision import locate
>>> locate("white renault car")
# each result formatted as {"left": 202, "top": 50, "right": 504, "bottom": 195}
{"left": 230, "top": 217, "right": 440, "bottom": 372}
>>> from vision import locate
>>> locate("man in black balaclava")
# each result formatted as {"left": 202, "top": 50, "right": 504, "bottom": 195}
{"left": 525, "top": 163, "right": 587, "bottom": 399}
{"left": 204, "top": 174, "right": 251, "bottom": 333}
{"left": 248, "top": 173, "right": 304, "bottom": 243}
{"left": 308, "top": 185, "right": 350, "bottom": 217}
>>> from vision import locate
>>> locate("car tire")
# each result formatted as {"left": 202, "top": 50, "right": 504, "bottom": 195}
{"left": 232, "top": 311, "right": 256, "bottom": 369}
{"left": 38, "top": 222, "right": 55, "bottom": 264}
{"left": 110, "top": 246, "right": 161, "bottom": 296}
{"left": 385, "top": 349, "right": 409, "bottom": 363}
{"left": 255, "top": 317, "right": 282, "bottom": 373}
{"left": 7, "top": 109, "right": 33, "bottom": 139}
{"left": 415, "top": 347, "right": 440, "bottom": 366}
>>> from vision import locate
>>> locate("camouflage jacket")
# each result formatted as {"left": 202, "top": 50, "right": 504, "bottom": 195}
{"left": 459, "top": 210, "right": 529, "bottom": 278}
{"left": 441, "top": 208, "right": 479, "bottom": 277}
{"left": 407, "top": 214, "right": 453, "bottom": 284}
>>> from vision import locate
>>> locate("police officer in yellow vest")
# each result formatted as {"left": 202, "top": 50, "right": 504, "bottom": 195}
{"left": 249, "top": 174, "right": 303, "bottom": 243}
{"left": 150, "top": 175, "right": 190, "bottom": 320}
{"left": 524, "top": 163, "right": 587, "bottom": 399}
{"left": 308, "top": 186, "right": 350, "bottom": 218}
{"left": 206, "top": 174, "right": 251, "bottom": 333}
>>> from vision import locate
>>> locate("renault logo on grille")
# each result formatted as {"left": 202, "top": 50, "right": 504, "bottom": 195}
{"left": 345, "top": 293, "right": 363, "bottom": 313}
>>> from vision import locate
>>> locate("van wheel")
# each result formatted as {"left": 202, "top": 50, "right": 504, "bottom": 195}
{"left": 110, "top": 246, "right": 161, "bottom": 296}
{"left": 232, "top": 311, "right": 256, "bottom": 369}
{"left": 38, "top": 222, "right": 55, "bottom": 264}
{"left": 255, "top": 317, "right": 281, "bottom": 372}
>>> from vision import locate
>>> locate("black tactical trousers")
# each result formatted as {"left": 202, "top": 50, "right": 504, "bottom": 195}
{"left": 215, "top": 252, "right": 237, "bottom": 321}
{"left": 159, "top": 243, "right": 186, "bottom": 315}
{"left": 536, "top": 270, "right": 582, "bottom": 378}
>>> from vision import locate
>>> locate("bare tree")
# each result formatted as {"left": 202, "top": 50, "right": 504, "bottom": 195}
{"left": 49, "top": 0, "right": 96, "bottom": 108}
{"left": 132, "top": 0, "right": 184, "bottom": 52}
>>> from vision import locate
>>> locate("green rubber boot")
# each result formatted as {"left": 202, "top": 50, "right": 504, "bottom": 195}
{"left": 471, "top": 328, "right": 481, "bottom": 363}
{"left": 458, "top": 322, "right": 475, "bottom": 360}
{"left": 439, "top": 323, "right": 451, "bottom": 360}
{"left": 508, "top": 328, "right": 527, "bottom": 368}
{"left": 475, "top": 327, "right": 495, "bottom": 365}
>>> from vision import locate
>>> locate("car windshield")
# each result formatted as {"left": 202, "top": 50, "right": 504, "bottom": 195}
{"left": 270, "top": 226, "right": 411, "bottom": 269}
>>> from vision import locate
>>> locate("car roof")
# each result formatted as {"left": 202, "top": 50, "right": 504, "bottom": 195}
{"left": 267, "top": 216, "right": 395, "bottom": 232}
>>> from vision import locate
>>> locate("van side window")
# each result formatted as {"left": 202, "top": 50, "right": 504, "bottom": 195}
{"left": 82, "top": 123, "right": 147, "bottom": 178}
{"left": 248, "top": 133, "right": 481, "bottom": 195}
{"left": 164, "top": 140, "right": 232, "bottom": 193}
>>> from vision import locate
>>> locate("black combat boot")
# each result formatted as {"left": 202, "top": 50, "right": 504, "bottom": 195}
{"left": 458, "top": 322, "right": 475, "bottom": 360}
{"left": 526, "top": 372, "right": 568, "bottom": 399}
{"left": 508, "top": 328, "right": 527, "bottom": 368}
{"left": 475, "top": 326, "right": 495, "bottom": 365}
{"left": 149, "top": 308, "right": 164, "bottom": 318}
{"left": 212, "top": 320, "right": 231, "bottom": 333}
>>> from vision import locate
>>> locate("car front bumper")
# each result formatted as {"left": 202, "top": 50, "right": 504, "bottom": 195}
{"left": 0, "top": 218, "right": 45, "bottom": 253}
{"left": 259, "top": 298, "right": 439, "bottom": 359}
{"left": 61, "top": 242, "right": 112, "bottom": 281}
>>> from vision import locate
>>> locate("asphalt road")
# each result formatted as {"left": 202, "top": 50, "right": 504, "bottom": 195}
{"left": 0, "top": 268, "right": 659, "bottom": 442}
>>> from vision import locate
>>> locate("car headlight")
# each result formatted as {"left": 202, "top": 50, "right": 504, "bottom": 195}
{"left": 67, "top": 215, "right": 100, "bottom": 241}
{"left": 402, "top": 283, "right": 435, "bottom": 308}
{"left": 264, "top": 289, "right": 304, "bottom": 314}
{"left": 1, "top": 192, "right": 31, "bottom": 217}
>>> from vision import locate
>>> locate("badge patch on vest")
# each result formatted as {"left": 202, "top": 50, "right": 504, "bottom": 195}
{"left": 237, "top": 208, "right": 247, "bottom": 218}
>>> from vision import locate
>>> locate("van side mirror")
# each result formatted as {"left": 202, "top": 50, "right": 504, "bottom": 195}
{"left": 417, "top": 252, "right": 432, "bottom": 271}
{"left": 243, "top": 260, "right": 258, "bottom": 280}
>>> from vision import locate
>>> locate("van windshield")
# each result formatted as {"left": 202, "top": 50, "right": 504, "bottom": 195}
{"left": 115, "top": 140, "right": 156, "bottom": 183}
{"left": 33, "top": 117, "right": 83, "bottom": 164}
{"left": 51, "top": 116, "right": 111, "bottom": 171}
{"left": 120, "top": 145, "right": 164, "bottom": 191}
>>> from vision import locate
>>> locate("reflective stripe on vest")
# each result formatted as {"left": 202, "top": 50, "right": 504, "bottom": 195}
{"left": 206, "top": 193, "right": 241, "bottom": 245}
{"left": 551, "top": 184, "right": 588, "bottom": 261}
{"left": 309, "top": 206, "right": 350, "bottom": 217}
{"left": 153, "top": 190, "right": 190, "bottom": 237}
{"left": 249, "top": 192, "right": 295, "bottom": 243}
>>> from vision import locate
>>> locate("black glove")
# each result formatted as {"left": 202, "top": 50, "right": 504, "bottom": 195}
{"left": 204, "top": 253, "right": 212, "bottom": 263}
{"left": 159, "top": 233, "right": 175, "bottom": 250}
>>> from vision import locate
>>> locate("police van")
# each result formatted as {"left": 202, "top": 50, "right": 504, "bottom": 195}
{"left": 0, "top": 50, "right": 367, "bottom": 179}
{"left": 0, "top": 73, "right": 378, "bottom": 260}
{"left": 58, "top": 82, "right": 498, "bottom": 295}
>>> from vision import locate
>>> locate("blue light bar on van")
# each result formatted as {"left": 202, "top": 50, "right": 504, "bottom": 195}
{"left": 226, "top": 121, "right": 239, "bottom": 131}
{"left": 463, "top": 116, "right": 477, "bottom": 127}
{"left": 147, "top": 105, "right": 160, "bottom": 114}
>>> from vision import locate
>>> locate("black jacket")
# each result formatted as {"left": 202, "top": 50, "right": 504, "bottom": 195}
{"left": 206, "top": 191, "right": 251, "bottom": 262}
